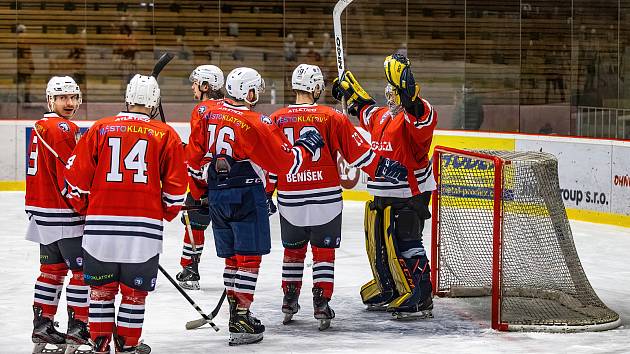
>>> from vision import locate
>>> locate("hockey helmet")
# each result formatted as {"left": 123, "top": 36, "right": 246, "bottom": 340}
{"left": 225, "top": 67, "right": 265, "bottom": 105}
{"left": 190, "top": 65, "right": 224, "bottom": 91}
{"left": 46, "top": 76, "right": 82, "bottom": 112}
{"left": 125, "top": 74, "right": 160, "bottom": 109}
{"left": 291, "top": 64, "right": 324, "bottom": 93}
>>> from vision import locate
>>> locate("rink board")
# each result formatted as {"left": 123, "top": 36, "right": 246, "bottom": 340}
{"left": 0, "top": 121, "right": 628, "bottom": 227}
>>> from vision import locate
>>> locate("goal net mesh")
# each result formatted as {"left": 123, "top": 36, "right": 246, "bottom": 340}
{"left": 434, "top": 149, "right": 619, "bottom": 330}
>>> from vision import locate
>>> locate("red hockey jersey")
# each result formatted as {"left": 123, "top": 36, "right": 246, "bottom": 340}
{"left": 64, "top": 111, "right": 188, "bottom": 263}
{"left": 187, "top": 101, "right": 307, "bottom": 200}
{"left": 25, "top": 112, "right": 84, "bottom": 245}
{"left": 270, "top": 104, "right": 378, "bottom": 226}
{"left": 186, "top": 98, "right": 223, "bottom": 198}
{"left": 359, "top": 98, "right": 437, "bottom": 198}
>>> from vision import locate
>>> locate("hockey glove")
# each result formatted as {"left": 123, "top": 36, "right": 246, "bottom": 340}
{"left": 384, "top": 54, "right": 418, "bottom": 98}
{"left": 181, "top": 193, "right": 210, "bottom": 231}
{"left": 332, "top": 71, "right": 376, "bottom": 116}
{"left": 266, "top": 192, "right": 277, "bottom": 216}
{"left": 295, "top": 129, "right": 324, "bottom": 156}
{"left": 374, "top": 156, "right": 408, "bottom": 184}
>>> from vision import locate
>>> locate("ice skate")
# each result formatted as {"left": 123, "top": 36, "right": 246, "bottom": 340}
{"left": 390, "top": 296, "right": 434, "bottom": 320}
{"left": 365, "top": 303, "right": 388, "bottom": 312}
{"left": 114, "top": 336, "right": 151, "bottom": 354}
{"left": 282, "top": 283, "right": 300, "bottom": 325}
{"left": 32, "top": 306, "right": 66, "bottom": 354}
{"left": 312, "top": 287, "right": 335, "bottom": 331}
{"left": 176, "top": 263, "right": 200, "bottom": 290}
{"left": 228, "top": 309, "right": 265, "bottom": 346}
{"left": 64, "top": 308, "right": 91, "bottom": 354}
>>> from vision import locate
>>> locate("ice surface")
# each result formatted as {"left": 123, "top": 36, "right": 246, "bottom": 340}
{"left": 1, "top": 191, "right": 628, "bottom": 353}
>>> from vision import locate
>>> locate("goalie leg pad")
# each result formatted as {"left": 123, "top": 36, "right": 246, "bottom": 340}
{"left": 360, "top": 202, "right": 397, "bottom": 305}
{"left": 383, "top": 207, "right": 413, "bottom": 300}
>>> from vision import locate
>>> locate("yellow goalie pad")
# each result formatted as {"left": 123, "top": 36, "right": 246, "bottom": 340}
{"left": 383, "top": 207, "right": 413, "bottom": 308}
{"left": 360, "top": 201, "right": 382, "bottom": 302}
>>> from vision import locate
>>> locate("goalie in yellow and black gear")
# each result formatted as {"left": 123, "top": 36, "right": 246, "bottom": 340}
{"left": 333, "top": 53, "right": 436, "bottom": 320}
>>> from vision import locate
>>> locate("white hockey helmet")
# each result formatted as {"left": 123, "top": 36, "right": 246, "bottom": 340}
{"left": 189, "top": 65, "right": 224, "bottom": 91}
{"left": 46, "top": 76, "right": 82, "bottom": 111}
{"left": 125, "top": 74, "right": 160, "bottom": 109}
{"left": 291, "top": 64, "right": 324, "bottom": 93}
{"left": 225, "top": 67, "right": 265, "bottom": 105}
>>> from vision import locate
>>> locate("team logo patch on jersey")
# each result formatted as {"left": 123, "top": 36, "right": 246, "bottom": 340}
{"left": 260, "top": 115, "right": 273, "bottom": 125}
{"left": 58, "top": 122, "right": 70, "bottom": 132}
{"left": 198, "top": 105, "right": 207, "bottom": 115}
{"left": 134, "top": 277, "right": 144, "bottom": 286}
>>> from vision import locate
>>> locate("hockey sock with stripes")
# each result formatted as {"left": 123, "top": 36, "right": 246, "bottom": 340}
{"left": 66, "top": 270, "right": 89, "bottom": 322}
{"left": 234, "top": 255, "right": 261, "bottom": 310}
{"left": 34, "top": 263, "right": 67, "bottom": 319}
{"left": 312, "top": 246, "right": 335, "bottom": 299}
{"left": 89, "top": 283, "right": 117, "bottom": 344}
{"left": 180, "top": 228, "right": 205, "bottom": 267}
{"left": 282, "top": 245, "right": 307, "bottom": 295}
{"left": 224, "top": 256, "right": 238, "bottom": 299}
{"left": 117, "top": 284, "right": 148, "bottom": 348}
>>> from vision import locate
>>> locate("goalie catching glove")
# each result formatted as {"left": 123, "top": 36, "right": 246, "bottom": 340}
{"left": 375, "top": 157, "right": 408, "bottom": 184}
{"left": 332, "top": 71, "right": 376, "bottom": 116}
{"left": 383, "top": 54, "right": 423, "bottom": 116}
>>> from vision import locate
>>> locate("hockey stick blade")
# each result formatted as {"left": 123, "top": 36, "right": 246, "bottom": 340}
{"left": 151, "top": 52, "right": 174, "bottom": 78}
{"left": 333, "top": 0, "right": 354, "bottom": 115}
{"left": 333, "top": 0, "right": 354, "bottom": 78}
{"left": 186, "top": 289, "right": 227, "bottom": 330}
{"left": 185, "top": 317, "right": 210, "bottom": 330}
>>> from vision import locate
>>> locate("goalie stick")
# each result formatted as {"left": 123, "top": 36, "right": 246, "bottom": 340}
{"left": 150, "top": 52, "right": 174, "bottom": 123}
{"left": 333, "top": 0, "right": 354, "bottom": 115}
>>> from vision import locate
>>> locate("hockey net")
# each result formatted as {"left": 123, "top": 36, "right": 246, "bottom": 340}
{"left": 431, "top": 146, "right": 620, "bottom": 332}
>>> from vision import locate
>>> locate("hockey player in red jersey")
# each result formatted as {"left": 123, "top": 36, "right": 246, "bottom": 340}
{"left": 176, "top": 65, "right": 225, "bottom": 290}
{"left": 64, "top": 74, "right": 188, "bottom": 353}
{"left": 269, "top": 64, "right": 408, "bottom": 330}
{"left": 333, "top": 54, "right": 437, "bottom": 320}
{"left": 187, "top": 67, "right": 324, "bottom": 346}
{"left": 26, "top": 76, "right": 90, "bottom": 354}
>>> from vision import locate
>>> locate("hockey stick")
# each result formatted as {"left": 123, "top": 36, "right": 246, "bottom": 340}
{"left": 33, "top": 124, "right": 66, "bottom": 165}
{"left": 182, "top": 210, "right": 200, "bottom": 264}
{"left": 158, "top": 264, "right": 220, "bottom": 332}
{"left": 185, "top": 289, "right": 227, "bottom": 330}
{"left": 333, "top": 0, "right": 354, "bottom": 115}
{"left": 150, "top": 52, "right": 174, "bottom": 123}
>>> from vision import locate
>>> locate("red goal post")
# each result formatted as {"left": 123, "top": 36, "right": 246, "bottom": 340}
{"left": 430, "top": 146, "right": 620, "bottom": 332}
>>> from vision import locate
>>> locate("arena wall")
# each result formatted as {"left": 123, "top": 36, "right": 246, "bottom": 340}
{"left": 1, "top": 121, "right": 628, "bottom": 227}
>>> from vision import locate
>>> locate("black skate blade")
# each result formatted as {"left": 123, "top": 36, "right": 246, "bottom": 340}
{"left": 318, "top": 319, "right": 332, "bottom": 331}
{"left": 179, "top": 280, "right": 200, "bottom": 290}
{"left": 33, "top": 343, "right": 66, "bottom": 354}
{"left": 282, "top": 313, "right": 295, "bottom": 325}
{"left": 391, "top": 309, "right": 433, "bottom": 321}
{"left": 228, "top": 333, "right": 264, "bottom": 346}
{"left": 64, "top": 344, "right": 92, "bottom": 354}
